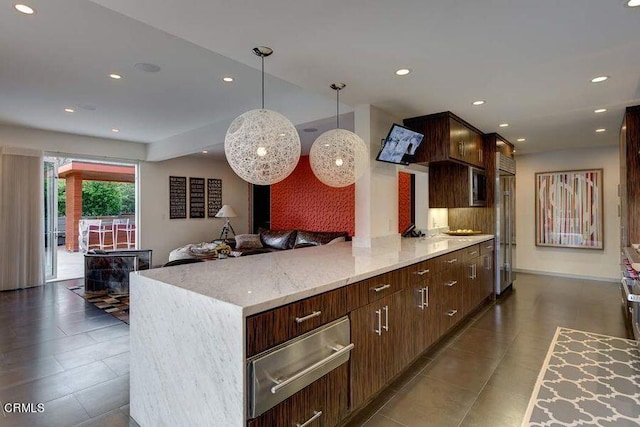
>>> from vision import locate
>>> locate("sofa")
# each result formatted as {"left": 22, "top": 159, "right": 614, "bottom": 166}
{"left": 168, "top": 229, "right": 349, "bottom": 262}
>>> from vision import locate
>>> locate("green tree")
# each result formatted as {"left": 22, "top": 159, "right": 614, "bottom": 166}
{"left": 82, "top": 181, "right": 122, "bottom": 216}
{"left": 117, "top": 183, "right": 135, "bottom": 214}
{"left": 57, "top": 179, "right": 66, "bottom": 216}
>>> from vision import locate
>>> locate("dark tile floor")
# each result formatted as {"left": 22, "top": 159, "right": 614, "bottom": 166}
{"left": 0, "top": 273, "right": 627, "bottom": 426}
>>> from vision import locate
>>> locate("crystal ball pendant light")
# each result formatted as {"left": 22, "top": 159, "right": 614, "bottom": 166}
{"left": 224, "top": 47, "right": 300, "bottom": 185}
{"left": 310, "top": 83, "right": 367, "bottom": 187}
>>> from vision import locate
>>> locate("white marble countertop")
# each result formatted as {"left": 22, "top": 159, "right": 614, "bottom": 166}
{"left": 136, "top": 234, "right": 494, "bottom": 317}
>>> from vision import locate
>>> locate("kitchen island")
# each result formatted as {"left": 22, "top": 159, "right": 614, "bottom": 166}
{"left": 130, "top": 234, "right": 494, "bottom": 426}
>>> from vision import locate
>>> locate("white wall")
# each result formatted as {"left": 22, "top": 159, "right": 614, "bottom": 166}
{"left": 139, "top": 156, "right": 249, "bottom": 265}
{"left": 0, "top": 124, "right": 147, "bottom": 160}
{"left": 515, "top": 146, "right": 619, "bottom": 281}
{"left": 354, "top": 105, "right": 403, "bottom": 246}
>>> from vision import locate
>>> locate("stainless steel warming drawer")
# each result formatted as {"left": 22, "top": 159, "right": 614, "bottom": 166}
{"left": 247, "top": 316, "right": 353, "bottom": 418}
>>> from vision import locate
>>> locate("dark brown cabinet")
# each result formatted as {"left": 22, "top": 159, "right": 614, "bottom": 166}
{"left": 247, "top": 241, "right": 495, "bottom": 426}
{"left": 248, "top": 364, "right": 348, "bottom": 427}
{"left": 350, "top": 291, "right": 404, "bottom": 410}
{"left": 403, "top": 111, "right": 484, "bottom": 167}
{"left": 246, "top": 286, "right": 349, "bottom": 357}
{"left": 620, "top": 105, "right": 640, "bottom": 248}
{"left": 478, "top": 240, "right": 495, "bottom": 302}
{"left": 403, "top": 262, "right": 439, "bottom": 362}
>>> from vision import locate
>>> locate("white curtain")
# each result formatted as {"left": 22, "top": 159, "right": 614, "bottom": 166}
{"left": 0, "top": 146, "right": 45, "bottom": 290}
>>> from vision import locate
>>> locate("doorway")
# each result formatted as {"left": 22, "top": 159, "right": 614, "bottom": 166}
{"left": 44, "top": 156, "right": 138, "bottom": 282}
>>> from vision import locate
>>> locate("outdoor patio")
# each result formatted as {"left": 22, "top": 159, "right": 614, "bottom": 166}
{"left": 53, "top": 246, "right": 84, "bottom": 281}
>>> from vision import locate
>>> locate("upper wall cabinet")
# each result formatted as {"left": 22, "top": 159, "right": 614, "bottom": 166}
{"left": 404, "top": 111, "right": 484, "bottom": 168}
{"left": 620, "top": 105, "right": 640, "bottom": 248}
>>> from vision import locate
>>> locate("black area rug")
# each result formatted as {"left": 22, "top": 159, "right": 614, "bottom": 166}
{"left": 522, "top": 327, "right": 640, "bottom": 426}
{"left": 68, "top": 285, "right": 130, "bottom": 324}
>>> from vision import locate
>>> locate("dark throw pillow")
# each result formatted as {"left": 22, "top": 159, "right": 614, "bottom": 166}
{"left": 259, "top": 229, "right": 298, "bottom": 250}
{"left": 235, "top": 234, "right": 263, "bottom": 250}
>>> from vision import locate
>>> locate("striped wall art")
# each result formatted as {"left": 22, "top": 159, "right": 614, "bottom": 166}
{"left": 535, "top": 169, "right": 603, "bottom": 249}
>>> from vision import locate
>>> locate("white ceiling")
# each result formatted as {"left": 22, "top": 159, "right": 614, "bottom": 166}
{"left": 2, "top": 0, "right": 639, "bottom": 157}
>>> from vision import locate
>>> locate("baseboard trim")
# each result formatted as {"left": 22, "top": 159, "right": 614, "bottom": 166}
{"left": 514, "top": 268, "right": 617, "bottom": 283}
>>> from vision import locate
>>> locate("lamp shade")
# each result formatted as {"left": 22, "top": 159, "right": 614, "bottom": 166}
{"left": 224, "top": 109, "right": 301, "bottom": 185}
{"left": 310, "top": 128, "right": 367, "bottom": 187}
{"left": 215, "top": 205, "right": 237, "bottom": 218}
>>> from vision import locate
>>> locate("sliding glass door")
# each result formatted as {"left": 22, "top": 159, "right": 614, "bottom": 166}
{"left": 44, "top": 160, "right": 58, "bottom": 280}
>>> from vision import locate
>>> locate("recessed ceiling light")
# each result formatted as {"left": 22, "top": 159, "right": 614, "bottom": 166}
{"left": 202, "top": 150, "right": 208, "bottom": 154}
{"left": 302, "top": 128, "right": 318, "bottom": 133}
{"left": 109, "top": 73, "right": 122, "bottom": 80}
{"left": 628, "top": 0, "right": 640, "bottom": 7}
{"left": 222, "top": 77, "right": 234, "bottom": 82}
{"left": 111, "top": 128, "right": 120, "bottom": 133}
{"left": 64, "top": 108, "right": 74, "bottom": 113}
{"left": 134, "top": 63, "right": 161, "bottom": 73}
{"left": 590, "top": 76, "right": 608, "bottom": 83}
{"left": 472, "top": 100, "right": 486, "bottom": 106}
{"left": 517, "top": 138, "right": 526, "bottom": 142}
{"left": 499, "top": 123, "right": 509, "bottom": 128}
{"left": 594, "top": 108, "right": 607, "bottom": 113}
{"left": 595, "top": 128, "right": 606, "bottom": 133}
{"left": 14, "top": 4, "right": 35, "bottom": 14}
{"left": 395, "top": 68, "right": 411, "bottom": 76}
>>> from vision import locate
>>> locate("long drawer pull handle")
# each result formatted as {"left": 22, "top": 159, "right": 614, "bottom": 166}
{"left": 296, "top": 410, "right": 323, "bottom": 427}
{"left": 468, "top": 251, "right": 478, "bottom": 256}
{"left": 271, "top": 343, "right": 355, "bottom": 394}
{"left": 414, "top": 269, "right": 430, "bottom": 276}
{"left": 485, "top": 245, "right": 493, "bottom": 249}
{"left": 375, "top": 309, "right": 382, "bottom": 335}
{"left": 295, "top": 311, "right": 322, "bottom": 323}
{"left": 445, "top": 280, "right": 458, "bottom": 287}
{"left": 371, "top": 284, "right": 391, "bottom": 293}
{"left": 446, "top": 309, "right": 458, "bottom": 317}
{"left": 383, "top": 305, "right": 389, "bottom": 331}
{"left": 418, "top": 288, "right": 425, "bottom": 309}
{"left": 424, "top": 286, "right": 429, "bottom": 308}
{"left": 445, "top": 258, "right": 458, "bottom": 264}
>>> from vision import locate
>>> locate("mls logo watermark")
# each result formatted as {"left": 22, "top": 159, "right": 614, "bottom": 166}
{"left": 1, "top": 401, "right": 45, "bottom": 416}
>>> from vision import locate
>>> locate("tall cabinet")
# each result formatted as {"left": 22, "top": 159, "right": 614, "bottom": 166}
{"left": 620, "top": 105, "right": 640, "bottom": 247}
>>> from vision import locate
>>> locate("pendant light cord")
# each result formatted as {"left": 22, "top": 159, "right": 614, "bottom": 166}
{"left": 336, "top": 88, "right": 340, "bottom": 129}
{"left": 261, "top": 55, "right": 265, "bottom": 110}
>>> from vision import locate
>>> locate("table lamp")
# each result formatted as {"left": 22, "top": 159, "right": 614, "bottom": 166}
{"left": 215, "top": 205, "right": 238, "bottom": 240}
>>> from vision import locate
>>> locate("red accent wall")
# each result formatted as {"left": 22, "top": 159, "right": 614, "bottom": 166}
{"left": 270, "top": 156, "right": 355, "bottom": 236}
{"left": 398, "top": 172, "right": 412, "bottom": 232}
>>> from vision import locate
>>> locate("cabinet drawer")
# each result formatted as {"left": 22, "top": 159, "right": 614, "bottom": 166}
{"left": 461, "top": 244, "right": 480, "bottom": 260}
{"left": 348, "top": 270, "right": 402, "bottom": 309}
{"left": 405, "top": 260, "right": 432, "bottom": 286}
{"left": 246, "top": 287, "right": 348, "bottom": 357}
{"left": 480, "top": 240, "right": 494, "bottom": 256}
{"left": 248, "top": 364, "right": 348, "bottom": 427}
{"left": 433, "top": 251, "right": 462, "bottom": 272}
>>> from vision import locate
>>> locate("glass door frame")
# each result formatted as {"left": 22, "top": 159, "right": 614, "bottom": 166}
{"left": 44, "top": 159, "right": 58, "bottom": 281}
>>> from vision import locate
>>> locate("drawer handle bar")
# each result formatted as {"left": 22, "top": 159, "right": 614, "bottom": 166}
{"left": 486, "top": 245, "right": 493, "bottom": 249}
{"left": 445, "top": 258, "right": 458, "bottom": 264}
{"left": 297, "top": 410, "right": 323, "bottom": 427}
{"left": 371, "top": 284, "right": 391, "bottom": 293}
{"left": 445, "top": 280, "right": 458, "bottom": 287}
{"left": 414, "top": 269, "right": 430, "bottom": 276}
{"left": 446, "top": 309, "right": 458, "bottom": 317}
{"left": 271, "top": 343, "right": 355, "bottom": 394}
{"left": 468, "top": 251, "right": 478, "bottom": 256}
{"left": 295, "top": 311, "right": 322, "bottom": 323}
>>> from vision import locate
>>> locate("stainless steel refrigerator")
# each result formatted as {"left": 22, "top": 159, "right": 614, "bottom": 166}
{"left": 495, "top": 154, "right": 516, "bottom": 296}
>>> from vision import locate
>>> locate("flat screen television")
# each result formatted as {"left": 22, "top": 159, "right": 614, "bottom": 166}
{"left": 375, "top": 124, "right": 425, "bottom": 165}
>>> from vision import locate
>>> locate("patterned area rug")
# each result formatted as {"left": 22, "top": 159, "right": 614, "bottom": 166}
{"left": 522, "top": 327, "right": 640, "bottom": 426}
{"left": 68, "top": 285, "right": 130, "bottom": 324}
